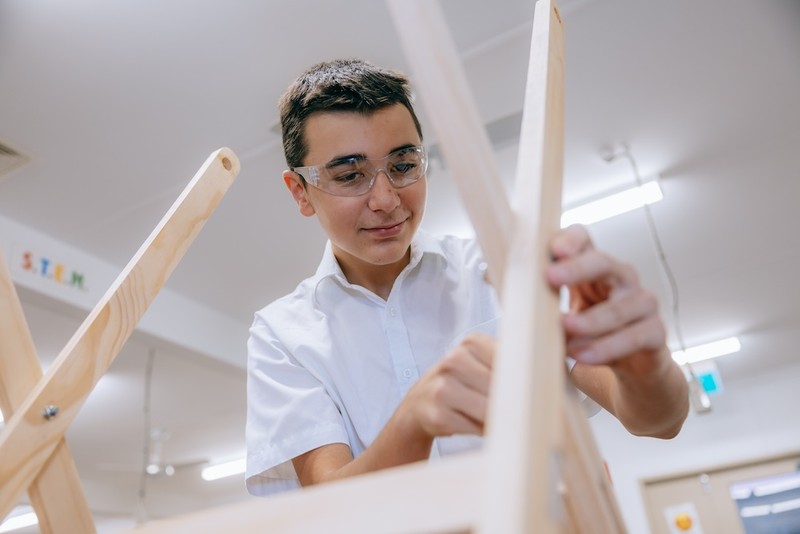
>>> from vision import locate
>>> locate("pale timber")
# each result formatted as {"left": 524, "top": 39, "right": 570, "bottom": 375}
{"left": 127, "top": 452, "right": 483, "bottom": 534}
{"left": 1, "top": 0, "right": 628, "bottom": 530}
{"left": 0, "top": 249, "right": 96, "bottom": 533}
{"left": 0, "top": 148, "right": 240, "bottom": 523}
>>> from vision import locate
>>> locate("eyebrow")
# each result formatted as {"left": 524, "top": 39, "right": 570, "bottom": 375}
{"left": 324, "top": 143, "right": 418, "bottom": 169}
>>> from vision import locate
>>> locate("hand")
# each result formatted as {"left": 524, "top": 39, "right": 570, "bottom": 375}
{"left": 398, "top": 333, "right": 494, "bottom": 440}
{"left": 545, "top": 225, "right": 670, "bottom": 378}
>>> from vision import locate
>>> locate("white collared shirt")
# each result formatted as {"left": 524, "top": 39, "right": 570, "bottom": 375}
{"left": 245, "top": 230, "right": 498, "bottom": 495}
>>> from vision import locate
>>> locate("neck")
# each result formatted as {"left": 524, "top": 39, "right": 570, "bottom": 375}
{"left": 336, "top": 249, "right": 410, "bottom": 301}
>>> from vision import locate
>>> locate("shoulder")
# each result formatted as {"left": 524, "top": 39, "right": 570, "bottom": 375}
{"left": 252, "top": 274, "right": 321, "bottom": 333}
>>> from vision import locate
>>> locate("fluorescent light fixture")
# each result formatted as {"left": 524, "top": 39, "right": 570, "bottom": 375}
{"left": 740, "top": 498, "right": 800, "bottom": 518}
{"left": 201, "top": 458, "right": 246, "bottom": 481}
{"left": 561, "top": 180, "right": 663, "bottom": 227}
{"left": 672, "top": 337, "right": 741, "bottom": 365}
{"left": 740, "top": 505, "right": 771, "bottom": 518}
{"left": 772, "top": 497, "right": 800, "bottom": 514}
{"left": 0, "top": 507, "right": 38, "bottom": 533}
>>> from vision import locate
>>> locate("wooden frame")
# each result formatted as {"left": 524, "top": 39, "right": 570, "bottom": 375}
{"left": 1, "top": 0, "right": 626, "bottom": 532}
{"left": 0, "top": 149, "right": 240, "bottom": 533}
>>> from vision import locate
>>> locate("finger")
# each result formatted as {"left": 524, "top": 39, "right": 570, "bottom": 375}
{"left": 549, "top": 224, "right": 593, "bottom": 260}
{"left": 548, "top": 249, "right": 639, "bottom": 289}
{"left": 569, "top": 314, "right": 667, "bottom": 366}
{"left": 447, "top": 380, "right": 489, "bottom": 429}
{"left": 459, "top": 332, "right": 496, "bottom": 368}
{"left": 427, "top": 377, "right": 487, "bottom": 435}
{"left": 439, "top": 344, "right": 492, "bottom": 395}
{"left": 562, "top": 289, "right": 659, "bottom": 338}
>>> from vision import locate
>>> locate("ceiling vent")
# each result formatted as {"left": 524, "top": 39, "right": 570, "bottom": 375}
{"left": 0, "top": 142, "right": 29, "bottom": 180}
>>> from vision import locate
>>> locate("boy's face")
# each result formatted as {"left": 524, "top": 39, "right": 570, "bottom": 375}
{"left": 283, "top": 103, "right": 426, "bottom": 281}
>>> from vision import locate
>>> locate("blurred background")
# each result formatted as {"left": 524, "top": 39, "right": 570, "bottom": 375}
{"left": 1, "top": 0, "right": 798, "bottom": 532}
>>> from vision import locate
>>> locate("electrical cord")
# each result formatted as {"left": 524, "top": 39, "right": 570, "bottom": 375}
{"left": 605, "top": 145, "right": 711, "bottom": 413}
{"left": 137, "top": 347, "right": 156, "bottom": 523}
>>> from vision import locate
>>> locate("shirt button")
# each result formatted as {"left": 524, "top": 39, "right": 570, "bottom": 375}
{"left": 389, "top": 307, "right": 397, "bottom": 317}
{"left": 402, "top": 368, "right": 413, "bottom": 378}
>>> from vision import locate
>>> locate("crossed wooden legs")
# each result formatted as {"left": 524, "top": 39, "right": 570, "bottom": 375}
{"left": 0, "top": 149, "right": 240, "bottom": 531}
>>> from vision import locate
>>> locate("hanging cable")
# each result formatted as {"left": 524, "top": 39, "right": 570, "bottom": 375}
{"left": 137, "top": 347, "right": 156, "bottom": 523}
{"left": 606, "top": 145, "right": 711, "bottom": 413}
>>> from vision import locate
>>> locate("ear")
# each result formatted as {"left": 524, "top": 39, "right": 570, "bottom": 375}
{"left": 283, "top": 170, "right": 316, "bottom": 217}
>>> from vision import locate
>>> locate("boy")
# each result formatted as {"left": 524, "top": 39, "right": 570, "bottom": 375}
{"left": 245, "top": 59, "right": 688, "bottom": 495}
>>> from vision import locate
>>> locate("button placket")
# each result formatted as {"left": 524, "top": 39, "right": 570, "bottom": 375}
{"left": 383, "top": 299, "right": 419, "bottom": 394}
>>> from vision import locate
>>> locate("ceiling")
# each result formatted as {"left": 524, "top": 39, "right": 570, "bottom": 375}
{"left": 1, "top": 0, "right": 799, "bottom": 531}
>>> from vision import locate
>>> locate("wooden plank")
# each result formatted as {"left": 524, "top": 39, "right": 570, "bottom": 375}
{"left": 0, "top": 249, "right": 96, "bottom": 533}
{"left": 562, "top": 392, "right": 627, "bottom": 533}
{"left": 387, "top": 0, "right": 512, "bottom": 292}
{"left": 392, "top": 0, "right": 568, "bottom": 531}
{"left": 479, "top": 1, "right": 567, "bottom": 532}
{"left": 127, "top": 452, "right": 483, "bottom": 534}
{"left": 0, "top": 148, "right": 240, "bottom": 522}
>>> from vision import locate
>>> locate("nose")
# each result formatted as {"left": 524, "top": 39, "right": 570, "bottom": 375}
{"left": 366, "top": 169, "right": 400, "bottom": 212}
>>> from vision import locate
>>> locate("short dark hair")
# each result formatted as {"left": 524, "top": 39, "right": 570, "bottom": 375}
{"left": 279, "top": 58, "right": 423, "bottom": 169}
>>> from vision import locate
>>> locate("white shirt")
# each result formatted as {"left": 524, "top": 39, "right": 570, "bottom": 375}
{"left": 245, "top": 230, "right": 498, "bottom": 495}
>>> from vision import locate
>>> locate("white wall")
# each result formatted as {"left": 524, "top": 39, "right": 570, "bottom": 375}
{"left": 590, "top": 358, "right": 800, "bottom": 533}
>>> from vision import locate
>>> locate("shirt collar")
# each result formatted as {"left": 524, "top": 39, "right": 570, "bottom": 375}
{"left": 312, "top": 228, "right": 446, "bottom": 301}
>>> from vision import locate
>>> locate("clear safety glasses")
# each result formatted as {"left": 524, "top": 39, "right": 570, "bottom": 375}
{"left": 292, "top": 145, "right": 428, "bottom": 197}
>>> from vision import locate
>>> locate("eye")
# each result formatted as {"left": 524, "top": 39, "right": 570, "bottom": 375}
{"left": 333, "top": 171, "right": 365, "bottom": 184}
{"left": 391, "top": 162, "right": 417, "bottom": 174}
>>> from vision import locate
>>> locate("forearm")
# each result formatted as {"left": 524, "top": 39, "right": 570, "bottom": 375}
{"left": 571, "top": 348, "right": 689, "bottom": 439}
{"left": 607, "top": 348, "right": 689, "bottom": 438}
{"left": 293, "top": 403, "right": 434, "bottom": 486}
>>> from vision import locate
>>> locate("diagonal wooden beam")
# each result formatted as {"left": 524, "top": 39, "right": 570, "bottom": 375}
{"left": 0, "top": 249, "right": 96, "bottom": 533}
{"left": 390, "top": 1, "right": 610, "bottom": 533}
{"left": 0, "top": 148, "right": 240, "bottom": 522}
{"left": 561, "top": 388, "right": 627, "bottom": 533}
{"left": 387, "top": 0, "right": 512, "bottom": 294}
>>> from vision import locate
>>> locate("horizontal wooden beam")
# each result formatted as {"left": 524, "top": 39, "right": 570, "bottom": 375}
{"left": 0, "top": 148, "right": 240, "bottom": 522}
{"left": 129, "top": 452, "right": 484, "bottom": 534}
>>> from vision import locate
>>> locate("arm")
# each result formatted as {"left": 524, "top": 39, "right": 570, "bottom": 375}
{"left": 547, "top": 225, "right": 689, "bottom": 438}
{"left": 292, "top": 333, "right": 494, "bottom": 486}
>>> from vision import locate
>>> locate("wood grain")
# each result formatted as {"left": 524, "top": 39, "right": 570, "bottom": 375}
{"left": 0, "top": 148, "right": 240, "bottom": 522}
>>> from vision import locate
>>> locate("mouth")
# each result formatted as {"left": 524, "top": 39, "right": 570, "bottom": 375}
{"left": 363, "top": 218, "right": 408, "bottom": 237}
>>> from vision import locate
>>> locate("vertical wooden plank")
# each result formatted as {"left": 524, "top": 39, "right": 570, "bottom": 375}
{"left": 479, "top": 1, "right": 567, "bottom": 531}
{"left": 0, "top": 249, "right": 96, "bottom": 533}
{"left": 389, "top": 0, "right": 576, "bottom": 532}
{"left": 0, "top": 148, "right": 240, "bottom": 522}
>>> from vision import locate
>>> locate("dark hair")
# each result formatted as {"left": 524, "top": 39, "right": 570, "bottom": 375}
{"left": 279, "top": 58, "right": 423, "bottom": 169}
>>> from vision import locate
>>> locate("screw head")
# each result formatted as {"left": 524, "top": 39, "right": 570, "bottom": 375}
{"left": 42, "top": 405, "right": 59, "bottom": 419}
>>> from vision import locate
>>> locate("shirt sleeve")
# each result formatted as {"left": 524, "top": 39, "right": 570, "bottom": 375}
{"left": 245, "top": 314, "right": 350, "bottom": 496}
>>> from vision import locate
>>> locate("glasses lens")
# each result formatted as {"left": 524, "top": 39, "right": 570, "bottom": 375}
{"left": 305, "top": 147, "right": 427, "bottom": 197}
{"left": 387, "top": 147, "right": 426, "bottom": 187}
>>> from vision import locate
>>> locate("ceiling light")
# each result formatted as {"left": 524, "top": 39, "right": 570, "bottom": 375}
{"left": 561, "top": 179, "right": 663, "bottom": 227}
{"left": 672, "top": 337, "right": 741, "bottom": 365}
{"left": 201, "top": 458, "right": 246, "bottom": 481}
{"left": 0, "top": 507, "right": 38, "bottom": 533}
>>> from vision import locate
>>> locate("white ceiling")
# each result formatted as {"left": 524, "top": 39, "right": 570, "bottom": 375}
{"left": 1, "top": 0, "right": 799, "bottom": 531}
